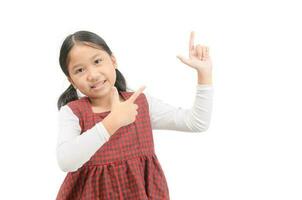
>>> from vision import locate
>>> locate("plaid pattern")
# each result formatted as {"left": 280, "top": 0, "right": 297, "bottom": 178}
{"left": 56, "top": 91, "right": 170, "bottom": 200}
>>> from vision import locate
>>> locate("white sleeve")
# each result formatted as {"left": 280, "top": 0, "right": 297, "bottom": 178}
{"left": 56, "top": 105, "right": 111, "bottom": 172}
{"left": 145, "top": 84, "right": 214, "bottom": 132}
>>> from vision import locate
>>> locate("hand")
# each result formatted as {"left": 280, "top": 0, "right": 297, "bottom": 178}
{"left": 176, "top": 31, "right": 212, "bottom": 74}
{"left": 109, "top": 86, "right": 146, "bottom": 128}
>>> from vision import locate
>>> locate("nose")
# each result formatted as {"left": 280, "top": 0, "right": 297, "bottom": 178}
{"left": 87, "top": 67, "right": 100, "bottom": 81}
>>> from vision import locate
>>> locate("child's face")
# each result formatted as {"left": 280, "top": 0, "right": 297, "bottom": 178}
{"left": 67, "top": 43, "right": 117, "bottom": 98}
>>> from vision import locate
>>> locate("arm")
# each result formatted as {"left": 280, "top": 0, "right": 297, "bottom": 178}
{"left": 145, "top": 84, "right": 213, "bottom": 132}
{"left": 154, "top": 31, "right": 213, "bottom": 132}
{"left": 56, "top": 105, "right": 112, "bottom": 172}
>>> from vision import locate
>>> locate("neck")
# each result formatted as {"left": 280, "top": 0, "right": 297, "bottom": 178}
{"left": 88, "top": 93, "right": 124, "bottom": 109}
{"left": 89, "top": 94, "right": 112, "bottom": 109}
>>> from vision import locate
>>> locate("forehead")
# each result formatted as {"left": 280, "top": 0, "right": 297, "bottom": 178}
{"left": 69, "top": 44, "right": 106, "bottom": 60}
{"left": 67, "top": 44, "right": 107, "bottom": 69}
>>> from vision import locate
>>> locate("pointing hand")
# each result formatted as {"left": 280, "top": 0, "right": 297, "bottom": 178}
{"left": 110, "top": 86, "right": 146, "bottom": 128}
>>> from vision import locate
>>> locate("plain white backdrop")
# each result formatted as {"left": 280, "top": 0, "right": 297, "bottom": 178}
{"left": 0, "top": 0, "right": 301, "bottom": 199}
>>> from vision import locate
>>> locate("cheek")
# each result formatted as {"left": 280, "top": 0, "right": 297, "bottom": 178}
{"left": 108, "top": 75, "right": 115, "bottom": 86}
{"left": 112, "top": 70, "right": 117, "bottom": 85}
{"left": 75, "top": 78, "right": 86, "bottom": 88}
{"left": 106, "top": 68, "right": 117, "bottom": 85}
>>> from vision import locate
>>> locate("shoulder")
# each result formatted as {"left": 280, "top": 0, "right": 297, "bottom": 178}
{"left": 58, "top": 104, "right": 79, "bottom": 125}
{"left": 60, "top": 97, "right": 87, "bottom": 119}
{"left": 66, "top": 97, "right": 87, "bottom": 108}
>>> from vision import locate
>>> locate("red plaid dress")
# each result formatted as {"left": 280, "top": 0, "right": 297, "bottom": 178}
{"left": 56, "top": 91, "right": 170, "bottom": 200}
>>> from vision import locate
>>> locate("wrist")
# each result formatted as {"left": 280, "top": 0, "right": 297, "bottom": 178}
{"left": 197, "top": 70, "right": 212, "bottom": 85}
{"left": 101, "top": 113, "right": 121, "bottom": 136}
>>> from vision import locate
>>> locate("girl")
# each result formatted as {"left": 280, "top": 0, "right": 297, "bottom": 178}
{"left": 56, "top": 30, "right": 213, "bottom": 200}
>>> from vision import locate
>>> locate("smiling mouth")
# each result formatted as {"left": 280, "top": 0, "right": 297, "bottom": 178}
{"left": 91, "top": 80, "right": 107, "bottom": 89}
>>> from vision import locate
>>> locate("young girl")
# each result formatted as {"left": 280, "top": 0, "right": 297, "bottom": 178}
{"left": 56, "top": 30, "right": 213, "bottom": 200}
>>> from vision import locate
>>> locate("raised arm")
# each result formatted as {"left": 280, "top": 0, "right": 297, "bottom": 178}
{"left": 146, "top": 31, "right": 214, "bottom": 132}
{"left": 145, "top": 84, "right": 213, "bottom": 132}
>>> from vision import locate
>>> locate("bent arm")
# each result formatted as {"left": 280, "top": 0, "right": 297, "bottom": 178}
{"left": 56, "top": 105, "right": 111, "bottom": 172}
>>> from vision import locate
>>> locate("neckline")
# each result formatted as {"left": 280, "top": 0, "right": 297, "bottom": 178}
{"left": 85, "top": 91, "right": 127, "bottom": 115}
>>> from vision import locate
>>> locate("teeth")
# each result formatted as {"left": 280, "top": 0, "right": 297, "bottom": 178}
{"left": 92, "top": 80, "right": 106, "bottom": 88}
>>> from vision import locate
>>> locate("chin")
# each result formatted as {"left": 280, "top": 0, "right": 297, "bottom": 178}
{"left": 90, "top": 87, "right": 111, "bottom": 97}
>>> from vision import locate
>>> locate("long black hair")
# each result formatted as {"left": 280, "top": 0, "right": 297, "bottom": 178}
{"left": 57, "top": 31, "right": 127, "bottom": 110}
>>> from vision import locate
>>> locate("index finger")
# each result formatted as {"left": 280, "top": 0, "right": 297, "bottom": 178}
{"left": 128, "top": 85, "right": 146, "bottom": 103}
{"left": 189, "top": 31, "right": 195, "bottom": 51}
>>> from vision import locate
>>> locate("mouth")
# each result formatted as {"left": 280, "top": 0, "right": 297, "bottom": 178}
{"left": 90, "top": 80, "right": 107, "bottom": 89}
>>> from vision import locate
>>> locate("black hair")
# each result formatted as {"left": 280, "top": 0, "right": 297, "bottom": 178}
{"left": 57, "top": 31, "right": 127, "bottom": 110}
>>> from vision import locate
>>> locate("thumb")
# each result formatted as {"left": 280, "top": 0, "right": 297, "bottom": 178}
{"left": 176, "top": 55, "right": 191, "bottom": 66}
{"left": 111, "top": 86, "right": 120, "bottom": 106}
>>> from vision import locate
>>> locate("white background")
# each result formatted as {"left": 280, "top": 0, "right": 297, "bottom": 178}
{"left": 0, "top": 0, "right": 301, "bottom": 199}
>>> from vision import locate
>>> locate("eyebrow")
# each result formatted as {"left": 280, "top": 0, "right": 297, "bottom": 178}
{"left": 71, "top": 53, "right": 102, "bottom": 70}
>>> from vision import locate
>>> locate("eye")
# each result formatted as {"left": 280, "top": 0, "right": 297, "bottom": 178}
{"left": 94, "top": 58, "right": 102, "bottom": 64}
{"left": 75, "top": 68, "right": 84, "bottom": 74}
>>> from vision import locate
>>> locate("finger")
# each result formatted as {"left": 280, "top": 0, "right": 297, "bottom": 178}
{"left": 189, "top": 31, "right": 195, "bottom": 57}
{"left": 134, "top": 104, "right": 138, "bottom": 110}
{"left": 196, "top": 45, "right": 203, "bottom": 60}
{"left": 111, "top": 86, "right": 120, "bottom": 105}
{"left": 189, "top": 31, "right": 195, "bottom": 51}
{"left": 128, "top": 85, "right": 146, "bottom": 103}
{"left": 176, "top": 55, "right": 191, "bottom": 66}
{"left": 205, "top": 47, "right": 209, "bottom": 58}
{"left": 202, "top": 46, "right": 208, "bottom": 59}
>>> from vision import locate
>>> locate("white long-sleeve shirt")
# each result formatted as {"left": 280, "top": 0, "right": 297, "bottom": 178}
{"left": 56, "top": 84, "right": 214, "bottom": 172}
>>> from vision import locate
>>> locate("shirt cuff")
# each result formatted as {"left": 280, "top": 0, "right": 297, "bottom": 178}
{"left": 197, "top": 83, "right": 213, "bottom": 90}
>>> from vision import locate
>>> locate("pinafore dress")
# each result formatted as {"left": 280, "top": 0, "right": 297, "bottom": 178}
{"left": 56, "top": 91, "right": 170, "bottom": 200}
